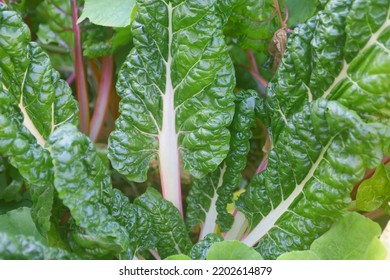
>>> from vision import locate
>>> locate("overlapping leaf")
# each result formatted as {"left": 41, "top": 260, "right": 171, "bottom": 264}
{"left": 49, "top": 124, "right": 152, "bottom": 259}
{"left": 186, "top": 90, "right": 259, "bottom": 233}
{"left": 237, "top": 100, "right": 384, "bottom": 259}
{"left": 0, "top": 4, "right": 78, "bottom": 234}
{"left": 134, "top": 188, "right": 192, "bottom": 259}
{"left": 266, "top": 0, "right": 390, "bottom": 139}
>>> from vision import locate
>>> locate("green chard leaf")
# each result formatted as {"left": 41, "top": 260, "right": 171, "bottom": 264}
{"left": 189, "top": 233, "right": 223, "bottom": 260}
{"left": 186, "top": 90, "right": 259, "bottom": 235}
{"left": 277, "top": 212, "right": 387, "bottom": 260}
{"left": 225, "top": 0, "right": 280, "bottom": 53}
{"left": 237, "top": 99, "right": 383, "bottom": 259}
{"left": 356, "top": 163, "right": 390, "bottom": 212}
{"left": 0, "top": 4, "right": 78, "bottom": 235}
{"left": 108, "top": 0, "right": 235, "bottom": 212}
{"left": 49, "top": 124, "right": 148, "bottom": 259}
{"left": 267, "top": 0, "right": 390, "bottom": 139}
{"left": 134, "top": 188, "right": 192, "bottom": 259}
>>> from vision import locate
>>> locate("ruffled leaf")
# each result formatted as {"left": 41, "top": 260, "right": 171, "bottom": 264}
{"left": 134, "top": 188, "right": 192, "bottom": 259}
{"left": 238, "top": 100, "right": 383, "bottom": 259}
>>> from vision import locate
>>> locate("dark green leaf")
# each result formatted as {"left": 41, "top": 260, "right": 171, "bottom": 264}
{"left": 237, "top": 100, "right": 383, "bottom": 259}
{"left": 134, "top": 188, "right": 192, "bottom": 259}
{"left": 0, "top": 233, "right": 76, "bottom": 260}
{"left": 189, "top": 233, "right": 223, "bottom": 260}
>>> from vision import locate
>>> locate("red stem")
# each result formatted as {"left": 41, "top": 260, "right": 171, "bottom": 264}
{"left": 246, "top": 50, "right": 268, "bottom": 92}
{"left": 71, "top": 0, "right": 90, "bottom": 134}
{"left": 66, "top": 72, "right": 76, "bottom": 85}
{"left": 274, "top": 0, "right": 286, "bottom": 29}
{"left": 89, "top": 56, "right": 114, "bottom": 142}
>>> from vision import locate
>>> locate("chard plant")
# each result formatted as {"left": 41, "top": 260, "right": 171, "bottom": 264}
{"left": 0, "top": 0, "right": 389, "bottom": 260}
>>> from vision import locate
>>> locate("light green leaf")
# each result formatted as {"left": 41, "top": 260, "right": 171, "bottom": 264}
{"left": 164, "top": 254, "right": 192, "bottom": 260}
{"left": 78, "top": 0, "right": 136, "bottom": 27}
{"left": 0, "top": 207, "right": 45, "bottom": 244}
{"left": 285, "top": 0, "right": 318, "bottom": 25}
{"left": 278, "top": 212, "right": 387, "bottom": 260}
{"left": 206, "top": 240, "right": 263, "bottom": 260}
{"left": 356, "top": 163, "right": 390, "bottom": 211}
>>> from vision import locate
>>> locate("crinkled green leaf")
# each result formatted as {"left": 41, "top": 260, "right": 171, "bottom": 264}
{"left": 185, "top": 168, "right": 220, "bottom": 232}
{"left": 186, "top": 91, "right": 258, "bottom": 233}
{"left": 356, "top": 163, "right": 390, "bottom": 212}
{"left": 267, "top": 0, "right": 390, "bottom": 140}
{"left": 78, "top": 0, "right": 136, "bottom": 27}
{"left": 189, "top": 233, "right": 223, "bottom": 260}
{"left": 277, "top": 212, "right": 387, "bottom": 260}
{"left": 0, "top": 4, "right": 78, "bottom": 235}
{"left": 109, "top": 189, "right": 156, "bottom": 255}
{"left": 216, "top": 91, "right": 259, "bottom": 231}
{"left": 237, "top": 100, "right": 383, "bottom": 259}
{"left": 109, "top": 0, "right": 235, "bottom": 185}
{"left": 0, "top": 207, "right": 45, "bottom": 244}
{"left": 0, "top": 233, "right": 76, "bottom": 260}
{"left": 134, "top": 188, "right": 192, "bottom": 259}
{"left": 206, "top": 240, "right": 263, "bottom": 260}
{"left": 48, "top": 124, "right": 139, "bottom": 259}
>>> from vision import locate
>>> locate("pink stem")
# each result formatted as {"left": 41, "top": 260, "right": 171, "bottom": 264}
{"left": 89, "top": 56, "right": 114, "bottom": 142}
{"left": 256, "top": 157, "right": 269, "bottom": 174}
{"left": 0, "top": 0, "right": 5, "bottom": 4}
{"left": 71, "top": 0, "right": 90, "bottom": 134}
{"left": 66, "top": 72, "right": 76, "bottom": 85}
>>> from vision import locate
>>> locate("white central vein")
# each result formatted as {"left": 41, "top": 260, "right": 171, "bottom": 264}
{"left": 322, "top": 10, "right": 390, "bottom": 99}
{"left": 18, "top": 69, "right": 46, "bottom": 148}
{"left": 158, "top": 3, "right": 183, "bottom": 215}
{"left": 200, "top": 164, "right": 227, "bottom": 239}
{"left": 242, "top": 138, "right": 334, "bottom": 247}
